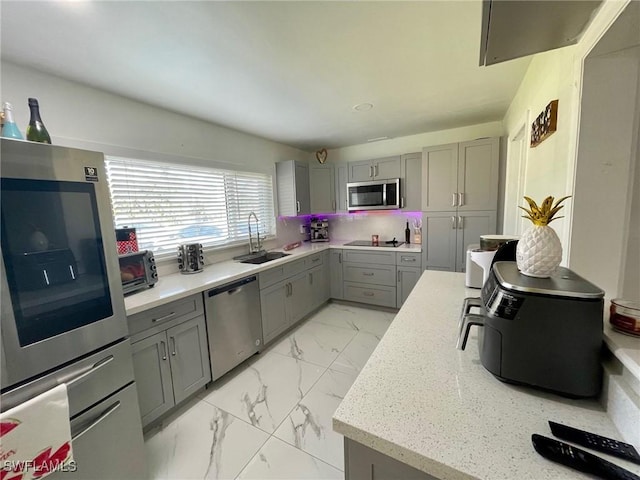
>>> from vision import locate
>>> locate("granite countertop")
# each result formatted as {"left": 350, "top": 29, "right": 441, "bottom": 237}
{"left": 124, "top": 240, "right": 421, "bottom": 315}
{"left": 332, "top": 270, "right": 640, "bottom": 480}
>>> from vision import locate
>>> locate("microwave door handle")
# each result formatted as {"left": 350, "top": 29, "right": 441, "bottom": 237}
{"left": 382, "top": 183, "right": 387, "bottom": 206}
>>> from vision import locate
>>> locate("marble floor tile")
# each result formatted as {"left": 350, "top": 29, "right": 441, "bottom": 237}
{"left": 237, "top": 436, "right": 343, "bottom": 480}
{"left": 330, "top": 331, "right": 382, "bottom": 376}
{"left": 271, "top": 320, "right": 358, "bottom": 368}
{"left": 273, "top": 368, "right": 357, "bottom": 470}
{"left": 310, "top": 303, "right": 395, "bottom": 337}
{"left": 144, "top": 398, "right": 269, "bottom": 480}
{"left": 200, "top": 351, "right": 324, "bottom": 434}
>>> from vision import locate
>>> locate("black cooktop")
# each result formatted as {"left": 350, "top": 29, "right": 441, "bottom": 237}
{"left": 344, "top": 240, "right": 405, "bottom": 248}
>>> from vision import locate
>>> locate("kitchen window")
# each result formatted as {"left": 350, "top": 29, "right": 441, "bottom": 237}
{"left": 105, "top": 156, "right": 275, "bottom": 255}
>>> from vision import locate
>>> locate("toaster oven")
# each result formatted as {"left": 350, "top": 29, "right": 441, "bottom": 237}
{"left": 118, "top": 250, "right": 157, "bottom": 294}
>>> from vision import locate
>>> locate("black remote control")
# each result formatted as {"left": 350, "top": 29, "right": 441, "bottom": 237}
{"left": 550, "top": 421, "right": 640, "bottom": 465}
{"left": 532, "top": 434, "right": 640, "bottom": 480}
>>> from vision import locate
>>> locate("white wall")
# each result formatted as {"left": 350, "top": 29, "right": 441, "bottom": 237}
{"left": 501, "top": 46, "right": 579, "bottom": 259}
{"left": 500, "top": 0, "right": 637, "bottom": 296}
{"left": 1, "top": 62, "right": 310, "bottom": 172}
{"left": 325, "top": 121, "right": 504, "bottom": 163}
{"left": 571, "top": 46, "right": 639, "bottom": 297}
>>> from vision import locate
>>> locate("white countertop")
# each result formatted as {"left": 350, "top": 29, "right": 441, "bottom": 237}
{"left": 124, "top": 241, "right": 421, "bottom": 315}
{"left": 332, "top": 270, "right": 640, "bottom": 480}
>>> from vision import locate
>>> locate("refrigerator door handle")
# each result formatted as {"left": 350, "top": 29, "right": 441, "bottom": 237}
{"left": 67, "top": 355, "right": 115, "bottom": 387}
{"left": 71, "top": 400, "right": 121, "bottom": 441}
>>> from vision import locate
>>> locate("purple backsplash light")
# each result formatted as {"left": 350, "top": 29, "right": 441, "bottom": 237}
{"left": 278, "top": 211, "right": 422, "bottom": 221}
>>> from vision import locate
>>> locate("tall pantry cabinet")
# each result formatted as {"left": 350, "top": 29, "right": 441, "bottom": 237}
{"left": 421, "top": 137, "right": 499, "bottom": 272}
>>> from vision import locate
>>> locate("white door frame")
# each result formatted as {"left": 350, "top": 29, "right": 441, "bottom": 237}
{"left": 503, "top": 110, "right": 530, "bottom": 235}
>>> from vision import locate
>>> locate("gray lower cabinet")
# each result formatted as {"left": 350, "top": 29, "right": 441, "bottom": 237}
{"left": 344, "top": 438, "right": 437, "bottom": 480}
{"left": 343, "top": 250, "right": 397, "bottom": 308}
{"left": 260, "top": 281, "right": 289, "bottom": 344}
{"left": 397, "top": 266, "right": 421, "bottom": 307}
{"left": 422, "top": 210, "right": 496, "bottom": 272}
{"left": 131, "top": 315, "right": 210, "bottom": 427}
{"left": 330, "top": 249, "right": 344, "bottom": 299}
{"left": 128, "top": 294, "right": 211, "bottom": 427}
{"left": 260, "top": 259, "right": 326, "bottom": 345}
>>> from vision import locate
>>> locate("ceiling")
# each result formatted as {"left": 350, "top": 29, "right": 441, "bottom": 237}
{"left": 1, "top": 1, "right": 531, "bottom": 152}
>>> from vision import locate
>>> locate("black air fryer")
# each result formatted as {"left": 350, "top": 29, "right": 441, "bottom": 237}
{"left": 464, "top": 262, "right": 605, "bottom": 398}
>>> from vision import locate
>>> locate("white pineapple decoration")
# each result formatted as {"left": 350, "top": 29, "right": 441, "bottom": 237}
{"left": 516, "top": 195, "right": 570, "bottom": 278}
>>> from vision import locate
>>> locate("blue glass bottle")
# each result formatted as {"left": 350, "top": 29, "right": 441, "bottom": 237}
{"left": 1, "top": 102, "right": 24, "bottom": 139}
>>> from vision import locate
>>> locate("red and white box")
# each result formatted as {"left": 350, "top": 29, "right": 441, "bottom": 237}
{"left": 116, "top": 227, "right": 138, "bottom": 255}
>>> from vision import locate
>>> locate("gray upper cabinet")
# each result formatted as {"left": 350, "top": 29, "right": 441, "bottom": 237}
{"left": 457, "top": 138, "right": 500, "bottom": 211}
{"left": 421, "top": 143, "right": 459, "bottom": 211}
{"left": 421, "top": 138, "right": 499, "bottom": 212}
{"left": 335, "top": 164, "right": 349, "bottom": 213}
{"left": 309, "top": 163, "right": 335, "bottom": 214}
{"left": 348, "top": 156, "right": 401, "bottom": 182}
{"left": 276, "top": 160, "right": 310, "bottom": 216}
{"left": 400, "top": 152, "right": 422, "bottom": 210}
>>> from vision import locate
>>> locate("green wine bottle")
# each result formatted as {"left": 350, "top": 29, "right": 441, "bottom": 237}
{"left": 26, "top": 98, "right": 51, "bottom": 144}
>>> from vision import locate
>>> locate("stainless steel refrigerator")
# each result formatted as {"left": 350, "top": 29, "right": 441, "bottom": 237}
{"left": 0, "top": 139, "right": 148, "bottom": 479}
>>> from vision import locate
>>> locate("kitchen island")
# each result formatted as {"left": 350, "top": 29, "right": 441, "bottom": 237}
{"left": 333, "top": 270, "right": 640, "bottom": 480}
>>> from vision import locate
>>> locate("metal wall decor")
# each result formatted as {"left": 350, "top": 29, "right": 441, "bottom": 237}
{"left": 530, "top": 100, "right": 559, "bottom": 147}
{"left": 315, "top": 148, "right": 328, "bottom": 164}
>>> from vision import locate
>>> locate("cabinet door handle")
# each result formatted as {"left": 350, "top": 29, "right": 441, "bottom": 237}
{"left": 401, "top": 197, "right": 405, "bottom": 208}
{"left": 451, "top": 216, "right": 456, "bottom": 229}
{"left": 369, "top": 165, "right": 374, "bottom": 178}
{"left": 458, "top": 192, "right": 464, "bottom": 207}
{"left": 296, "top": 201, "right": 301, "bottom": 213}
{"left": 332, "top": 201, "right": 336, "bottom": 211}
{"left": 362, "top": 272, "right": 374, "bottom": 276}
{"left": 170, "top": 337, "right": 177, "bottom": 356}
{"left": 152, "top": 312, "right": 175, "bottom": 324}
{"left": 312, "top": 257, "right": 320, "bottom": 262}
{"left": 397, "top": 270, "right": 401, "bottom": 282}
{"left": 452, "top": 193, "right": 458, "bottom": 207}
{"left": 402, "top": 257, "right": 416, "bottom": 262}
{"left": 160, "top": 341, "right": 167, "bottom": 361}
{"left": 374, "top": 164, "right": 379, "bottom": 177}
{"left": 458, "top": 216, "right": 464, "bottom": 229}
{"left": 363, "top": 291, "right": 374, "bottom": 297}
{"left": 338, "top": 253, "right": 342, "bottom": 264}
{"left": 309, "top": 272, "right": 313, "bottom": 285}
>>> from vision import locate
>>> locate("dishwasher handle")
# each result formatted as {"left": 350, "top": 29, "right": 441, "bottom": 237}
{"left": 207, "top": 275, "right": 257, "bottom": 297}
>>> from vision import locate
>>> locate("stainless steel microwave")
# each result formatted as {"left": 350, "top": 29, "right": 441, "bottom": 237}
{"left": 347, "top": 178, "right": 401, "bottom": 211}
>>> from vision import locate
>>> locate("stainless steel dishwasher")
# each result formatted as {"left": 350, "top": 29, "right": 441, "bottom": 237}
{"left": 204, "top": 275, "right": 263, "bottom": 381}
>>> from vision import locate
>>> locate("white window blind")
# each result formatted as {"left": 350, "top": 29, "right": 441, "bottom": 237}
{"left": 105, "top": 156, "right": 275, "bottom": 255}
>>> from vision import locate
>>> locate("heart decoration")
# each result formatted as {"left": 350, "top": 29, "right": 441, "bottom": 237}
{"left": 315, "top": 148, "right": 328, "bottom": 164}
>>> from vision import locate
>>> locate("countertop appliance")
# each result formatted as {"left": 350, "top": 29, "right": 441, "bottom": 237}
{"left": 459, "top": 261, "right": 605, "bottom": 398}
{"left": 178, "top": 242, "right": 204, "bottom": 274}
{"left": 0, "top": 138, "right": 147, "bottom": 478}
{"left": 119, "top": 250, "right": 158, "bottom": 294}
{"left": 344, "top": 239, "right": 405, "bottom": 248}
{"left": 204, "top": 275, "right": 263, "bottom": 381}
{"left": 347, "top": 178, "right": 400, "bottom": 211}
{"left": 465, "top": 244, "right": 484, "bottom": 288}
{"left": 310, "top": 218, "right": 329, "bottom": 242}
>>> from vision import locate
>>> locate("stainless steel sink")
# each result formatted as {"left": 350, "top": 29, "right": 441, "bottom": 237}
{"left": 236, "top": 251, "right": 290, "bottom": 264}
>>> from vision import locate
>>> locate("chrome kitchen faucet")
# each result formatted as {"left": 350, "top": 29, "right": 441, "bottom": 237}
{"left": 248, "top": 211, "right": 263, "bottom": 254}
